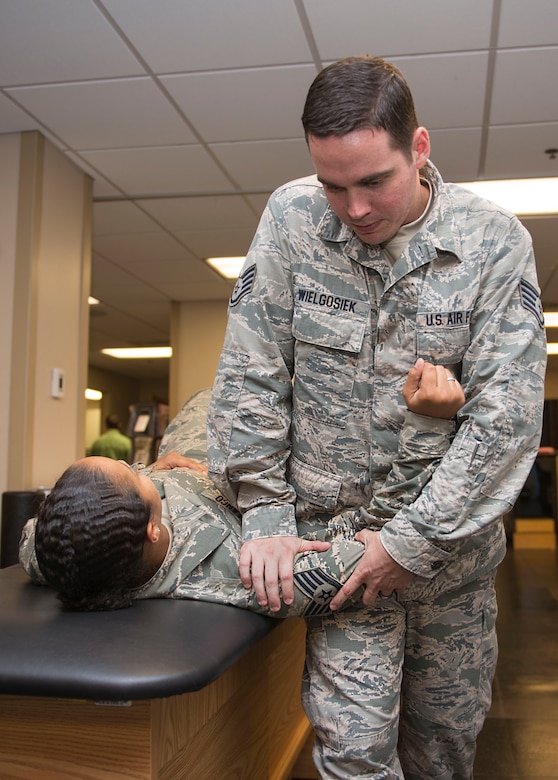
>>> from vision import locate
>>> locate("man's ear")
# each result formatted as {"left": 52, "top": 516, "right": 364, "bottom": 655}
{"left": 145, "top": 521, "right": 161, "bottom": 544}
{"left": 413, "top": 127, "right": 430, "bottom": 168}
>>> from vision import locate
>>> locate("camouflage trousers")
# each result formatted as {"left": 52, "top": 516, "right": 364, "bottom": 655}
{"left": 302, "top": 572, "right": 498, "bottom": 780}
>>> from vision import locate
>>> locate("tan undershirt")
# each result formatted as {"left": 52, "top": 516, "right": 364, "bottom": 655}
{"left": 381, "top": 179, "right": 433, "bottom": 264}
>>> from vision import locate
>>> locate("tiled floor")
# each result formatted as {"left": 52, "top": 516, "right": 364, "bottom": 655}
{"left": 474, "top": 546, "right": 558, "bottom": 780}
{"left": 292, "top": 545, "right": 558, "bottom": 779}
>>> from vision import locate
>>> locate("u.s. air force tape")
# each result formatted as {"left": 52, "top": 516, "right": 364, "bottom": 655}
{"left": 230, "top": 264, "right": 256, "bottom": 306}
{"left": 519, "top": 279, "right": 544, "bottom": 327}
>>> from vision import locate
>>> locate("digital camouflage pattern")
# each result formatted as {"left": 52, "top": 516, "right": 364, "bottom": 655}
{"left": 207, "top": 162, "right": 546, "bottom": 778}
{"left": 207, "top": 162, "right": 546, "bottom": 582}
{"left": 303, "top": 572, "right": 498, "bottom": 779}
{"left": 19, "top": 388, "right": 455, "bottom": 619}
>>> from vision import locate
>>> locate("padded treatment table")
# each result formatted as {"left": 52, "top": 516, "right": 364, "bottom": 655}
{"left": 0, "top": 565, "right": 312, "bottom": 779}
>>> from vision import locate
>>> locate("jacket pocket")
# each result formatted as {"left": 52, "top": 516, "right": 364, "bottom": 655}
{"left": 288, "top": 454, "right": 343, "bottom": 513}
{"left": 416, "top": 310, "right": 470, "bottom": 365}
{"left": 292, "top": 300, "right": 366, "bottom": 427}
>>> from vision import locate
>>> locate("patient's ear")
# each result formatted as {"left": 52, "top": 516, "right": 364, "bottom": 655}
{"left": 145, "top": 521, "right": 161, "bottom": 544}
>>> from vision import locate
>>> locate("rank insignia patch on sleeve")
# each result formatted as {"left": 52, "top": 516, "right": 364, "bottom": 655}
{"left": 519, "top": 279, "right": 544, "bottom": 327}
{"left": 230, "top": 264, "right": 256, "bottom": 307}
{"left": 294, "top": 567, "right": 342, "bottom": 617}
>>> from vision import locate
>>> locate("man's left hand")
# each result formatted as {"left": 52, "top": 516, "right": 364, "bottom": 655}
{"left": 329, "top": 529, "right": 414, "bottom": 610}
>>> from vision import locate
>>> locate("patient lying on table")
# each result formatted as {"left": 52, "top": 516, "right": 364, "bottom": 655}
{"left": 19, "top": 360, "right": 464, "bottom": 616}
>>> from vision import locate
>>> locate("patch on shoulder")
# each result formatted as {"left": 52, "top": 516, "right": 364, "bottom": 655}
{"left": 519, "top": 279, "right": 544, "bottom": 328}
{"left": 230, "top": 264, "right": 256, "bottom": 307}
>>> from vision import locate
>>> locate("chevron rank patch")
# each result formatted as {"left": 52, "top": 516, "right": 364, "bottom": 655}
{"left": 519, "top": 279, "right": 544, "bottom": 327}
{"left": 230, "top": 264, "right": 256, "bottom": 307}
{"left": 294, "top": 567, "right": 342, "bottom": 617}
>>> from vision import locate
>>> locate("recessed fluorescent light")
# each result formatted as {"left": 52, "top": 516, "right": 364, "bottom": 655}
{"left": 205, "top": 256, "right": 246, "bottom": 279}
{"left": 101, "top": 347, "right": 172, "bottom": 359}
{"left": 547, "top": 343, "right": 558, "bottom": 355}
{"left": 88, "top": 296, "right": 100, "bottom": 305}
{"left": 457, "top": 177, "right": 558, "bottom": 215}
{"left": 544, "top": 313, "right": 558, "bottom": 328}
{"left": 85, "top": 388, "right": 103, "bottom": 400}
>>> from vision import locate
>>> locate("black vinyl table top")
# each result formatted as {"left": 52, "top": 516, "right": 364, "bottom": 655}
{"left": 0, "top": 565, "right": 276, "bottom": 702}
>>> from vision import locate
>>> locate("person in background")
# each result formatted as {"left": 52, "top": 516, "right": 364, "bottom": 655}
{"left": 90, "top": 413, "right": 132, "bottom": 462}
{"left": 207, "top": 55, "right": 547, "bottom": 779}
{"left": 20, "top": 361, "right": 464, "bottom": 617}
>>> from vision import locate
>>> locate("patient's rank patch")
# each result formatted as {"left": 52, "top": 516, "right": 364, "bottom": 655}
{"left": 294, "top": 567, "right": 342, "bottom": 617}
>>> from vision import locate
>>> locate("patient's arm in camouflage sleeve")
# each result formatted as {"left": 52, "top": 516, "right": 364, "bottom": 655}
{"left": 366, "top": 411, "right": 456, "bottom": 524}
{"left": 157, "top": 388, "right": 212, "bottom": 466}
{"left": 287, "top": 412, "right": 456, "bottom": 616}
{"left": 18, "top": 517, "right": 47, "bottom": 585}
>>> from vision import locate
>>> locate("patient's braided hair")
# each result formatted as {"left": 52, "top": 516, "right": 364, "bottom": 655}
{"left": 34, "top": 461, "right": 151, "bottom": 611}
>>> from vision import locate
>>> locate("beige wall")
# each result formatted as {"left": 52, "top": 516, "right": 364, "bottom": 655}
{"left": 2, "top": 131, "right": 92, "bottom": 495}
{"left": 0, "top": 134, "right": 20, "bottom": 501}
{"left": 169, "top": 299, "right": 228, "bottom": 417}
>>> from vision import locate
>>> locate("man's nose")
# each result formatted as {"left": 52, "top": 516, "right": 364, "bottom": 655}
{"left": 346, "top": 191, "right": 370, "bottom": 221}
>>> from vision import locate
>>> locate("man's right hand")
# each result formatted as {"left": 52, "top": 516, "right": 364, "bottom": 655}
{"left": 239, "top": 536, "right": 330, "bottom": 612}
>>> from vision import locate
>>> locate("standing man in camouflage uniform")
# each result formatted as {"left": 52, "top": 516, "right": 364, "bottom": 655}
{"left": 207, "top": 56, "right": 546, "bottom": 779}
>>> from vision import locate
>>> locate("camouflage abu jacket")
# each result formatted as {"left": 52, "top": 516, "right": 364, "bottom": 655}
{"left": 207, "top": 161, "right": 547, "bottom": 586}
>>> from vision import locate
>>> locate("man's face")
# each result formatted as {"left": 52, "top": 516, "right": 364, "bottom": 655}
{"left": 308, "top": 126, "right": 430, "bottom": 246}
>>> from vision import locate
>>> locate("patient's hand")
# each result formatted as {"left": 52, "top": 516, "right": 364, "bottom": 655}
{"left": 403, "top": 358, "right": 465, "bottom": 419}
{"left": 151, "top": 451, "right": 208, "bottom": 473}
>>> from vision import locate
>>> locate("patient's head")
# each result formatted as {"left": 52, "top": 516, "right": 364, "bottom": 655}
{"left": 35, "top": 457, "right": 163, "bottom": 611}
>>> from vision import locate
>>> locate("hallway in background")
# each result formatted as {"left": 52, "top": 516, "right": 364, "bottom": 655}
{"left": 475, "top": 546, "right": 558, "bottom": 779}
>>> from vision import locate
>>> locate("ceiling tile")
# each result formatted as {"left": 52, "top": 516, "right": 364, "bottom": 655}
{"left": 484, "top": 123, "right": 558, "bottom": 179}
{"left": 64, "top": 151, "right": 123, "bottom": 198}
{"left": 161, "top": 65, "right": 316, "bottom": 143}
{"left": 491, "top": 49, "right": 558, "bottom": 125}
{"left": 6, "top": 78, "right": 196, "bottom": 149}
{"left": 152, "top": 279, "right": 235, "bottom": 301}
{"left": 498, "top": 0, "right": 558, "bottom": 47}
{"left": 392, "top": 53, "right": 489, "bottom": 130}
{"left": 0, "top": 93, "right": 42, "bottom": 133}
{"left": 90, "top": 253, "right": 168, "bottom": 293}
{"left": 0, "top": 0, "right": 144, "bottom": 85}
{"left": 80, "top": 144, "right": 236, "bottom": 195}
{"left": 94, "top": 201, "right": 162, "bottom": 235}
{"left": 520, "top": 215, "right": 558, "bottom": 295}
{"left": 94, "top": 231, "right": 195, "bottom": 265}
{"left": 305, "top": 0, "right": 492, "bottom": 59}
{"left": 427, "top": 128, "right": 483, "bottom": 182}
{"left": 245, "top": 193, "right": 273, "bottom": 217}
{"left": 139, "top": 194, "right": 259, "bottom": 231}
{"left": 210, "top": 139, "right": 314, "bottom": 190}
{"left": 100, "top": 0, "right": 312, "bottom": 71}
{"left": 125, "top": 257, "right": 214, "bottom": 285}
{"left": 173, "top": 227, "right": 256, "bottom": 260}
